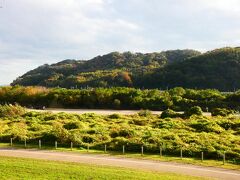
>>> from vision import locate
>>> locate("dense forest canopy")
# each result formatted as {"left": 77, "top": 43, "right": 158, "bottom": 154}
{"left": 11, "top": 47, "right": 240, "bottom": 91}
{"left": 11, "top": 49, "right": 200, "bottom": 88}
{"left": 146, "top": 47, "right": 240, "bottom": 90}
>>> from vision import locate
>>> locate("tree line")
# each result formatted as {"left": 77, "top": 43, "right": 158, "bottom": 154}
{"left": 0, "top": 86, "right": 239, "bottom": 111}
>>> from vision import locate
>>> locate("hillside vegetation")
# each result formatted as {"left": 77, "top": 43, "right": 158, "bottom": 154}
{"left": 11, "top": 50, "right": 200, "bottom": 88}
{"left": 147, "top": 47, "right": 240, "bottom": 90}
{"left": 0, "top": 105, "right": 239, "bottom": 163}
{"left": 11, "top": 47, "right": 240, "bottom": 91}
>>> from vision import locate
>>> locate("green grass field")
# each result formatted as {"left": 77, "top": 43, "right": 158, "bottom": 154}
{"left": 0, "top": 156, "right": 208, "bottom": 180}
{"left": 0, "top": 142, "right": 239, "bottom": 171}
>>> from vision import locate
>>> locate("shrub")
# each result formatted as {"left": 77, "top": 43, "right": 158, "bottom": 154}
{"left": 23, "top": 111, "right": 41, "bottom": 118}
{"left": 189, "top": 119, "right": 224, "bottom": 133}
{"left": 9, "top": 122, "right": 28, "bottom": 141}
{"left": 184, "top": 106, "right": 203, "bottom": 117}
{"left": 44, "top": 113, "right": 58, "bottom": 121}
{"left": 211, "top": 108, "right": 233, "bottom": 117}
{"left": 82, "top": 135, "right": 95, "bottom": 144}
{"left": 108, "top": 113, "right": 121, "bottom": 119}
{"left": 138, "top": 109, "right": 152, "bottom": 117}
{"left": 160, "top": 109, "right": 181, "bottom": 119}
{"left": 0, "top": 104, "right": 26, "bottom": 118}
{"left": 154, "top": 119, "right": 179, "bottom": 129}
{"left": 131, "top": 119, "right": 149, "bottom": 126}
{"left": 63, "top": 121, "right": 83, "bottom": 130}
{"left": 51, "top": 122, "right": 70, "bottom": 143}
{"left": 118, "top": 129, "right": 134, "bottom": 138}
{"left": 0, "top": 105, "right": 240, "bottom": 161}
{"left": 110, "top": 128, "right": 134, "bottom": 138}
{"left": 86, "top": 129, "right": 97, "bottom": 134}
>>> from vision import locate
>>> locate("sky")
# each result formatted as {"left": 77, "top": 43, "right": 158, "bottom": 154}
{"left": 0, "top": 0, "right": 240, "bottom": 85}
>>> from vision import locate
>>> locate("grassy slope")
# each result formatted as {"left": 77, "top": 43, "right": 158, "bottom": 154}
{"left": 0, "top": 156, "right": 207, "bottom": 180}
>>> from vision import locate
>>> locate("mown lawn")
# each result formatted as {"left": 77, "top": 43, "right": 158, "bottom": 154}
{"left": 0, "top": 142, "right": 239, "bottom": 171}
{"left": 0, "top": 156, "right": 208, "bottom": 180}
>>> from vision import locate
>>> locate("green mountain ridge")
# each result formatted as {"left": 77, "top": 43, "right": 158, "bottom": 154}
{"left": 11, "top": 47, "right": 240, "bottom": 91}
{"left": 146, "top": 47, "right": 240, "bottom": 90}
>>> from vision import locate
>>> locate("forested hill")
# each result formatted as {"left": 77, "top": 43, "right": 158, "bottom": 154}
{"left": 11, "top": 47, "right": 240, "bottom": 91}
{"left": 143, "top": 47, "right": 240, "bottom": 91}
{"left": 11, "top": 49, "right": 200, "bottom": 88}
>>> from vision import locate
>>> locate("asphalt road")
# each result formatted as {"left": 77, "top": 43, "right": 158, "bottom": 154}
{"left": 0, "top": 149, "right": 240, "bottom": 180}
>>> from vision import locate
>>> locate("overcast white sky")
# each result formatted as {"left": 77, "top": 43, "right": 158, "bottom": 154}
{"left": 0, "top": 0, "right": 240, "bottom": 85}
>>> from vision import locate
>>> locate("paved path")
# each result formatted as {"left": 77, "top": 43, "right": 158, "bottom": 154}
{"left": 29, "top": 108, "right": 213, "bottom": 116}
{"left": 0, "top": 149, "right": 240, "bottom": 180}
{"left": 33, "top": 108, "right": 155, "bottom": 115}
